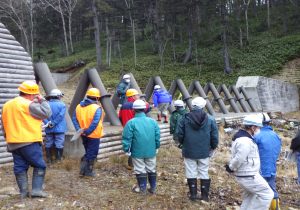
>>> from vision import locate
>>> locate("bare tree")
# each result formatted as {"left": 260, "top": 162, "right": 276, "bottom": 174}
{"left": 243, "top": 0, "right": 251, "bottom": 42}
{"left": 41, "top": 0, "right": 69, "bottom": 56}
{"left": 0, "top": 0, "right": 32, "bottom": 55}
{"left": 61, "top": 0, "right": 77, "bottom": 53}
{"left": 91, "top": 0, "right": 102, "bottom": 69}
{"left": 124, "top": 0, "right": 137, "bottom": 66}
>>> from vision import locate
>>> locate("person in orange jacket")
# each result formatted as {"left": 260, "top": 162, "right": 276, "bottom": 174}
{"left": 1, "top": 81, "right": 52, "bottom": 199}
{"left": 72, "top": 88, "right": 104, "bottom": 177}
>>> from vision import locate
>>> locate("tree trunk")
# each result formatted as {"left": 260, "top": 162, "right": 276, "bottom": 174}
{"left": 29, "top": 0, "right": 34, "bottom": 58}
{"left": 105, "top": 17, "right": 110, "bottom": 65}
{"left": 92, "top": 0, "right": 102, "bottom": 69}
{"left": 68, "top": 13, "right": 74, "bottom": 53}
{"left": 221, "top": 0, "right": 232, "bottom": 74}
{"left": 131, "top": 17, "right": 137, "bottom": 66}
{"left": 244, "top": 0, "right": 249, "bottom": 42}
{"left": 267, "top": 0, "right": 270, "bottom": 29}
{"left": 183, "top": 13, "right": 193, "bottom": 64}
{"left": 117, "top": 40, "right": 124, "bottom": 70}
{"left": 59, "top": 1, "right": 69, "bottom": 56}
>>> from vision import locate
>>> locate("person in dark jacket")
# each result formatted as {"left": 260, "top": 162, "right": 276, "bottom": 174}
{"left": 170, "top": 100, "right": 188, "bottom": 145}
{"left": 152, "top": 85, "right": 172, "bottom": 123}
{"left": 116, "top": 74, "right": 131, "bottom": 105}
{"left": 177, "top": 97, "right": 219, "bottom": 201}
{"left": 291, "top": 130, "right": 300, "bottom": 185}
{"left": 122, "top": 100, "right": 160, "bottom": 194}
{"left": 43, "top": 89, "right": 67, "bottom": 164}
{"left": 254, "top": 113, "right": 281, "bottom": 210}
{"left": 72, "top": 88, "right": 104, "bottom": 177}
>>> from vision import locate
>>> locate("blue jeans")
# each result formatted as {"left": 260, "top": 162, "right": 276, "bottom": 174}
{"left": 82, "top": 136, "right": 100, "bottom": 161}
{"left": 263, "top": 175, "right": 278, "bottom": 198}
{"left": 297, "top": 152, "right": 300, "bottom": 184}
{"left": 12, "top": 143, "right": 46, "bottom": 174}
{"left": 45, "top": 133, "right": 65, "bottom": 149}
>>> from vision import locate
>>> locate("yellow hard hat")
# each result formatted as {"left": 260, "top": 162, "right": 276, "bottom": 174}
{"left": 86, "top": 88, "right": 100, "bottom": 98}
{"left": 126, "top": 88, "right": 139, "bottom": 97}
{"left": 18, "top": 81, "right": 39, "bottom": 95}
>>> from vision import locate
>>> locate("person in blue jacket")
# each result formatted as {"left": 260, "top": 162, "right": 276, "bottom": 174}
{"left": 116, "top": 74, "right": 131, "bottom": 105}
{"left": 177, "top": 97, "right": 218, "bottom": 201}
{"left": 152, "top": 85, "right": 172, "bottom": 123}
{"left": 44, "top": 89, "right": 67, "bottom": 164}
{"left": 122, "top": 99, "right": 160, "bottom": 194}
{"left": 254, "top": 113, "right": 282, "bottom": 210}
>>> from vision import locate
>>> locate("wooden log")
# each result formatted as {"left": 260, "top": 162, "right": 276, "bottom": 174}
{"left": 100, "top": 140, "right": 122, "bottom": 149}
{"left": 0, "top": 157, "right": 13, "bottom": 164}
{"left": 0, "top": 63, "right": 33, "bottom": 70}
{"left": 0, "top": 38, "right": 24, "bottom": 47}
{"left": 0, "top": 94, "right": 18, "bottom": 99}
{"left": 0, "top": 83, "right": 19, "bottom": 88}
{"left": 0, "top": 27, "right": 10, "bottom": 34}
{"left": 0, "top": 73, "right": 35, "bottom": 80}
{"left": 0, "top": 77, "right": 30, "bottom": 84}
{"left": 0, "top": 43, "right": 26, "bottom": 52}
{"left": 0, "top": 48, "right": 29, "bottom": 57}
{"left": 0, "top": 68, "right": 33, "bottom": 75}
{"left": 0, "top": 152, "right": 11, "bottom": 158}
{"left": 98, "top": 145, "right": 123, "bottom": 153}
{"left": 0, "top": 52, "right": 31, "bottom": 61}
{"left": 97, "top": 150, "right": 123, "bottom": 159}
{"left": 0, "top": 147, "right": 7, "bottom": 152}
{"left": 0, "top": 89, "right": 19, "bottom": 94}
{"left": 0, "top": 33, "right": 16, "bottom": 40}
{"left": 0, "top": 58, "right": 33, "bottom": 66}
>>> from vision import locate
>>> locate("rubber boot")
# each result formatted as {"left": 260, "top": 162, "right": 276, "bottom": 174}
{"left": 45, "top": 148, "right": 52, "bottom": 164}
{"left": 187, "top": 178, "right": 197, "bottom": 201}
{"left": 84, "top": 159, "right": 95, "bottom": 177}
{"left": 270, "top": 198, "right": 280, "bottom": 210}
{"left": 135, "top": 174, "right": 147, "bottom": 194}
{"left": 15, "top": 172, "right": 29, "bottom": 199}
{"left": 79, "top": 156, "right": 87, "bottom": 175}
{"left": 200, "top": 179, "right": 211, "bottom": 202}
{"left": 163, "top": 115, "right": 168, "bottom": 123}
{"left": 147, "top": 172, "right": 157, "bottom": 194}
{"left": 157, "top": 114, "right": 161, "bottom": 122}
{"left": 31, "top": 168, "right": 48, "bottom": 198}
{"left": 55, "top": 148, "right": 63, "bottom": 162}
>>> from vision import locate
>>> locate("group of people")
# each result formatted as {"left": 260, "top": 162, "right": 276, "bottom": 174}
{"left": 1, "top": 79, "right": 300, "bottom": 210}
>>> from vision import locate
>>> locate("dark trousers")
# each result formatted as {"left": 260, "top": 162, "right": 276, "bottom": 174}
{"left": 263, "top": 175, "right": 279, "bottom": 198}
{"left": 12, "top": 143, "right": 46, "bottom": 174}
{"left": 82, "top": 136, "right": 100, "bottom": 160}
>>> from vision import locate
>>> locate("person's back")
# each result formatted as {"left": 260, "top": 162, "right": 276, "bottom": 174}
{"left": 178, "top": 109, "right": 218, "bottom": 159}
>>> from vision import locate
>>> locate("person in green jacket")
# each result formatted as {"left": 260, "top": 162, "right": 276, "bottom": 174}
{"left": 122, "top": 99, "right": 160, "bottom": 194}
{"left": 170, "top": 100, "right": 188, "bottom": 145}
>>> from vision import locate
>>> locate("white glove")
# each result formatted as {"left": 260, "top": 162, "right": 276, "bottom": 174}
{"left": 125, "top": 151, "right": 131, "bottom": 156}
{"left": 156, "top": 149, "right": 159, "bottom": 154}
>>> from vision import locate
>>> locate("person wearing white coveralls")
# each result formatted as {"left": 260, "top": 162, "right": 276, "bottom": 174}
{"left": 225, "top": 114, "right": 273, "bottom": 210}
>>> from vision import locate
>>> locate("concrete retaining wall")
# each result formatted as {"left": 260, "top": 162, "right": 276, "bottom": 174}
{"left": 236, "top": 76, "right": 299, "bottom": 112}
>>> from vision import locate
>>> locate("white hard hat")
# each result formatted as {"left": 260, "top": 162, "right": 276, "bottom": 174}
{"left": 123, "top": 74, "right": 130, "bottom": 79}
{"left": 48, "top": 89, "right": 63, "bottom": 97}
{"left": 191, "top": 97, "right": 206, "bottom": 108}
{"left": 259, "top": 113, "right": 271, "bottom": 123}
{"left": 132, "top": 99, "right": 146, "bottom": 109}
{"left": 154, "top": 85, "right": 161, "bottom": 90}
{"left": 242, "top": 114, "right": 263, "bottom": 127}
{"left": 174, "top": 100, "right": 184, "bottom": 107}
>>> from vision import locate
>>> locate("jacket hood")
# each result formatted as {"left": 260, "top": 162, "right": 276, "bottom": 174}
{"left": 232, "top": 129, "right": 253, "bottom": 141}
{"left": 186, "top": 109, "right": 208, "bottom": 130}
{"left": 80, "top": 98, "right": 98, "bottom": 107}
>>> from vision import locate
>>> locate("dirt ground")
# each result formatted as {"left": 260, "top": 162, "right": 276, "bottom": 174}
{"left": 0, "top": 124, "right": 299, "bottom": 210}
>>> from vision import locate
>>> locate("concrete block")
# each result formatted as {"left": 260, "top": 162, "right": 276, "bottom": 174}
{"left": 236, "top": 76, "right": 299, "bottom": 113}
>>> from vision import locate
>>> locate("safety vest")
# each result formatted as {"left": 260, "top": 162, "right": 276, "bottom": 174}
{"left": 75, "top": 103, "right": 104, "bottom": 139}
{"left": 2, "top": 96, "right": 43, "bottom": 143}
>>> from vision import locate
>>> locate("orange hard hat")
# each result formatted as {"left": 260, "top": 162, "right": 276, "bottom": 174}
{"left": 86, "top": 88, "right": 100, "bottom": 98}
{"left": 18, "top": 81, "right": 39, "bottom": 95}
{"left": 126, "top": 89, "right": 139, "bottom": 97}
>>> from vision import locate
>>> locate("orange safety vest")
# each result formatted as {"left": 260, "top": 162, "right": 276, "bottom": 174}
{"left": 75, "top": 103, "right": 104, "bottom": 139}
{"left": 2, "top": 96, "right": 43, "bottom": 143}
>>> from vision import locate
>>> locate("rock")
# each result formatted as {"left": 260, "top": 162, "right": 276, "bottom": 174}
{"left": 14, "top": 203, "right": 25, "bottom": 208}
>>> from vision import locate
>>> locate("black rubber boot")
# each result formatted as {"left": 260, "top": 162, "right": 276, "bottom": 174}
{"left": 200, "top": 179, "right": 211, "bottom": 202}
{"left": 15, "top": 172, "right": 29, "bottom": 199}
{"left": 187, "top": 178, "right": 197, "bottom": 201}
{"left": 79, "top": 156, "right": 87, "bottom": 175}
{"left": 31, "top": 168, "right": 47, "bottom": 198}
{"left": 136, "top": 174, "right": 147, "bottom": 194}
{"left": 157, "top": 114, "right": 161, "bottom": 122}
{"left": 163, "top": 115, "right": 168, "bottom": 123}
{"left": 147, "top": 172, "right": 157, "bottom": 194}
{"left": 84, "top": 159, "right": 95, "bottom": 177}
{"left": 55, "top": 148, "right": 63, "bottom": 162}
{"left": 45, "top": 148, "right": 52, "bottom": 164}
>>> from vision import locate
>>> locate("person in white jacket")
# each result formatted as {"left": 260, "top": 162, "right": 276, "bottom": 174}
{"left": 225, "top": 115, "right": 273, "bottom": 210}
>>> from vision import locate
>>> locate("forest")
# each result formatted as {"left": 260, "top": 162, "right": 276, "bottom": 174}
{"left": 1, "top": 0, "right": 300, "bottom": 86}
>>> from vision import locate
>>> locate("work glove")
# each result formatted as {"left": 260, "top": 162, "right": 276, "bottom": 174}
{"left": 125, "top": 151, "right": 131, "bottom": 156}
{"left": 177, "top": 144, "right": 183, "bottom": 149}
{"left": 224, "top": 164, "right": 234, "bottom": 173}
{"left": 156, "top": 149, "right": 159, "bottom": 154}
